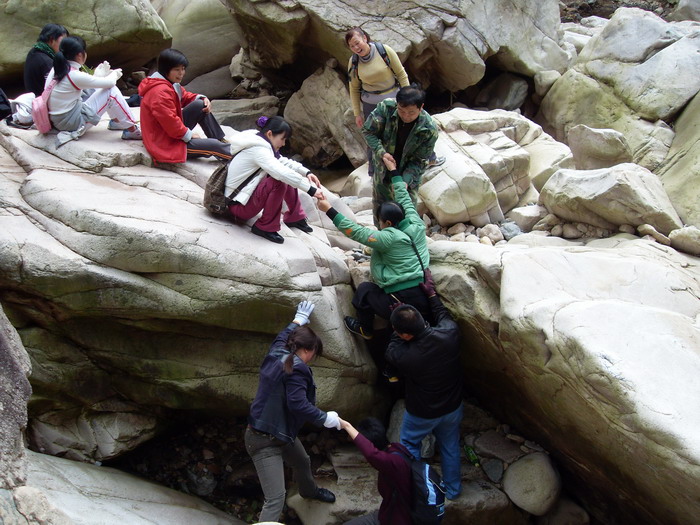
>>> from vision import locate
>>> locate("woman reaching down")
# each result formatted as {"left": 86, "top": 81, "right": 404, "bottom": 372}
{"left": 225, "top": 116, "right": 324, "bottom": 244}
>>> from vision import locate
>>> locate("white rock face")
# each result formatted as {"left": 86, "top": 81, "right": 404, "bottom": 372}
{"left": 539, "top": 8, "right": 700, "bottom": 171}
{"left": 0, "top": 117, "right": 380, "bottom": 462}
{"left": 670, "top": 226, "right": 700, "bottom": 256}
{"left": 25, "top": 451, "right": 243, "bottom": 524}
{"left": 429, "top": 237, "right": 700, "bottom": 525}
{"left": 668, "top": 0, "right": 700, "bottom": 22}
{"left": 657, "top": 90, "right": 700, "bottom": 228}
{"left": 567, "top": 125, "right": 632, "bottom": 170}
{"left": 539, "top": 163, "right": 683, "bottom": 235}
{"left": 503, "top": 452, "right": 560, "bottom": 516}
{"left": 220, "top": 0, "right": 570, "bottom": 93}
{"left": 424, "top": 108, "right": 571, "bottom": 226}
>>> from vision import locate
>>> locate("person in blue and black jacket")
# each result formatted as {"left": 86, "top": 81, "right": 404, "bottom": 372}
{"left": 245, "top": 300, "right": 340, "bottom": 523}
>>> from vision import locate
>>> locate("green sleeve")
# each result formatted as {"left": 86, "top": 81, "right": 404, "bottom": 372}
{"left": 332, "top": 212, "right": 396, "bottom": 250}
{"left": 391, "top": 176, "right": 422, "bottom": 224}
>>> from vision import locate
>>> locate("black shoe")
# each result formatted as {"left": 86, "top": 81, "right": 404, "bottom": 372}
{"left": 343, "top": 316, "right": 373, "bottom": 340}
{"left": 285, "top": 218, "right": 313, "bottom": 233}
{"left": 252, "top": 225, "right": 284, "bottom": 244}
{"left": 306, "top": 487, "right": 335, "bottom": 503}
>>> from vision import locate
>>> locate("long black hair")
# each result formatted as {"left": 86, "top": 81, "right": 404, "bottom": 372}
{"left": 53, "top": 36, "right": 86, "bottom": 82}
{"left": 283, "top": 325, "right": 323, "bottom": 374}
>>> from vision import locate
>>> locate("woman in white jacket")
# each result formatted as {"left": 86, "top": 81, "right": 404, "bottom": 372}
{"left": 46, "top": 36, "right": 141, "bottom": 144}
{"left": 225, "top": 116, "right": 323, "bottom": 244}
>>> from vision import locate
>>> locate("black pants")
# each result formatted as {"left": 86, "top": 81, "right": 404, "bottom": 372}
{"left": 182, "top": 99, "right": 231, "bottom": 161}
{"left": 352, "top": 282, "right": 433, "bottom": 332}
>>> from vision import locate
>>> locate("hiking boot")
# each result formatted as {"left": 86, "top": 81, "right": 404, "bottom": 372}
{"left": 343, "top": 316, "right": 372, "bottom": 340}
{"left": 285, "top": 218, "right": 313, "bottom": 233}
{"left": 252, "top": 225, "right": 284, "bottom": 244}
{"left": 121, "top": 127, "right": 142, "bottom": 140}
{"left": 305, "top": 487, "right": 335, "bottom": 503}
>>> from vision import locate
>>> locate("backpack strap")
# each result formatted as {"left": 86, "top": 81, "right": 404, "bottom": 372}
{"left": 374, "top": 42, "right": 391, "bottom": 68}
{"left": 66, "top": 73, "right": 81, "bottom": 91}
{"left": 348, "top": 53, "right": 360, "bottom": 78}
{"left": 226, "top": 167, "right": 262, "bottom": 204}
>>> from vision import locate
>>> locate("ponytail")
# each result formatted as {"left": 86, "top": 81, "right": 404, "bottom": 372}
{"left": 283, "top": 325, "right": 323, "bottom": 374}
{"left": 53, "top": 36, "right": 87, "bottom": 81}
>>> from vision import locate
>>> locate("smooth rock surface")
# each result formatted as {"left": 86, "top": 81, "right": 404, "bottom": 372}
{"left": 669, "top": 226, "right": 700, "bottom": 256}
{"left": 567, "top": 125, "right": 632, "bottom": 170}
{"left": 25, "top": 451, "right": 243, "bottom": 524}
{"left": 503, "top": 452, "right": 561, "bottom": 516}
{"left": 539, "top": 163, "right": 683, "bottom": 235}
{"left": 211, "top": 97, "right": 280, "bottom": 133}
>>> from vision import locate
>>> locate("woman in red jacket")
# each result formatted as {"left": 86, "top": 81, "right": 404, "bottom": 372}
{"left": 138, "top": 49, "right": 232, "bottom": 165}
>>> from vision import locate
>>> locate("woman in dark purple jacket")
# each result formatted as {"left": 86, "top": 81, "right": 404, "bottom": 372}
{"left": 341, "top": 417, "right": 413, "bottom": 524}
{"left": 245, "top": 300, "right": 341, "bottom": 523}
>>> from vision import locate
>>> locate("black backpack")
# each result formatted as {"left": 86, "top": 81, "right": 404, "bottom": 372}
{"left": 348, "top": 41, "right": 391, "bottom": 81}
{"left": 393, "top": 450, "right": 446, "bottom": 524}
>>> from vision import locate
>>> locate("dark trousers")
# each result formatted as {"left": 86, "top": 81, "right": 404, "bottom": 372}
{"left": 352, "top": 282, "right": 433, "bottom": 332}
{"left": 182, "top": 99, "right": 232, "bottom": 161}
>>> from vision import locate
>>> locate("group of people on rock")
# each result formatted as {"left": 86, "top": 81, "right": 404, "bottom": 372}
{"left": 21, "top": 23, "right": 463, "bottom": 524}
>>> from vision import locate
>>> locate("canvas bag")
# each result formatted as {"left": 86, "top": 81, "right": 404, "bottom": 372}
{"left": 31, "top": 79, "right": 57, "bottom": 134}
{"left": 203, "top": 158, "right": 262, "bottom": 215}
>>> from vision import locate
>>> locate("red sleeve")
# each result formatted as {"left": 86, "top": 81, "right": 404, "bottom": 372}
{"left": 147, "top": 85, "right": 189, "bottom": 140}
{"left": 354, "top": 433, "right": 409, "bottom": 474}
{"left": 180, "top": 87, "right": 198, "bottom": 107}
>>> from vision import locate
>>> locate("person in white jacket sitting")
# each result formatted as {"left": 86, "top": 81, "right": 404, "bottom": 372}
{"left": 224, "top": 116, "right": 324, "bottom": 244}
{"left": 46, "top": 36, "right": 141, "bottom": 144}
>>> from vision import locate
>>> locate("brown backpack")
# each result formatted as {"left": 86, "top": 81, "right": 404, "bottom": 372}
{"left": 203, "top": 160, "right": 262, "bottom": 215}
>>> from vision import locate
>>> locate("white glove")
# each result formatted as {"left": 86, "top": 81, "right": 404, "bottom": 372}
{"left": 93, "top": 61, "right": 111, "bottom": 77}
{"left": 293, "top": 300, "right": 315, "bottom": 326}
{"left": 323, "top": 411, "right": 341, "bottom": 430}
{"left": 112, "top": 68, "right": 123, "bottom": 80}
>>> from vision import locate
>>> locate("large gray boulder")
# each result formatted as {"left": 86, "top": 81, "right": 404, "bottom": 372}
{"left": 284, "top": 62, "right": 365, "bottom": 168}
{"left": 0, "top": 0, "right": 171, "bottom": 85}
{"left": 151, "top": 0, "right": 244, "bottom": 82}
{"left": 0, "top": 118, "right": 381, "bottom": 462}
{"left": 539, "top": 163, "right": 683, "bottom": 235}
{"left": 220, "top": 0, "right": 571, "bottom": 93}
{"left": 539, "top": 8, "right": 700, "bottom": 171}
{"left": 422, "top": 108, "right": 571, "bottom": 226}
{"left": 429, "top": 237, "right": 700, "bottom": 525}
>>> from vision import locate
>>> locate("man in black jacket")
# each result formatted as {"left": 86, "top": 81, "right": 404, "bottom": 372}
{"left": 385, "top": 270, "right": 463, "bottom": 500}
{"left": 24, "top": 24, "right": 69, "bottom": 97}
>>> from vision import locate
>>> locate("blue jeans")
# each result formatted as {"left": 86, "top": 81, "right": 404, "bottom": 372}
{"left": 400, "top": 404, "right": 463, "bottom": 499}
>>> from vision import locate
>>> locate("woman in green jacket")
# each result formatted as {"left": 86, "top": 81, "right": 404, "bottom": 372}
{"left": 316, "top": 156, "right": 430, "bottom": 340}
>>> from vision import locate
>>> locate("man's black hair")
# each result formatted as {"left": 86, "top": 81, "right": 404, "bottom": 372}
{"left": 390, "top": 304, "right": 426, "bottom": 336}
{"left": 396, "top": 83, "right": 426, "bottom": 108}
{"left": 38, "top": 24, "right": 68, "bottom": 43}
{"left": 357, "top": 417, "right": 389, "bottom": 450}
{"left": 378, "top": 201, "right": 404, "bottom": 226}
{"left": 157, "top": 48, "right": 189, "bottom": 78}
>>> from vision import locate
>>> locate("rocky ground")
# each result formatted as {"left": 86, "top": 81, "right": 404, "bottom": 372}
{"left": 107, "top": 415, "right": 343, "bottom": 524}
